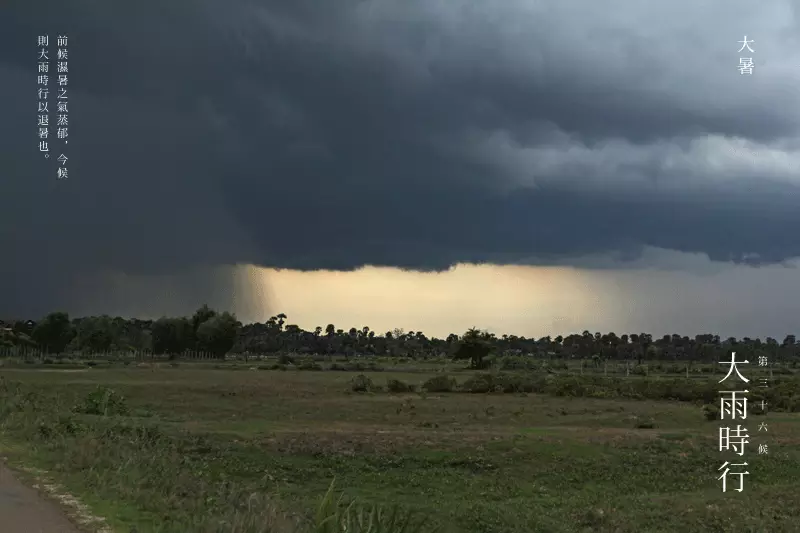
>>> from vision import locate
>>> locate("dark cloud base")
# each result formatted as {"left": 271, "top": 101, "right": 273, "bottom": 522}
{"left": 3, "top": 1, "right": 800, "bottom": 316}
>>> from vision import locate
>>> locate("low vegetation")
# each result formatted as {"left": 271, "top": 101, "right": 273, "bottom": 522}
{"left": 1, "top": 363, "right": 800, "bottom": 532}
{"left": 2, "top": 307, "right": 800, "bottom": 531}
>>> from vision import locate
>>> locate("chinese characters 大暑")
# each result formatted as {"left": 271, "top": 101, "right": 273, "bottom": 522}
{"left": 737, "top": 35, "right": 755, "bottom": 75}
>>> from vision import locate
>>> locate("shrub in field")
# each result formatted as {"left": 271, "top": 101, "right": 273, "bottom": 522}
{"left": 496, "top": 373, "right": 540, "bottom": 393}
{"left": 421, "top": 375, "right": 456, "bottom": 393}
{"left": 350, "top": 374, "right": 374, "bottom": 392}
{"left": 340, "top": 370, "right": 800, "bottom": 408}
{"left": 279, "top": 354, "right": 296, "bottom": 365}
{"left": 528, "top": 375, "right": 800, "bottom": 411}
{"left": 702, "top": 404, "right": 719, "bottom": 421}
{"left": 36, "top": 414, "right": 88, "bottom": 439}
{"left": 346, "top": 362, "right": 385, "bottom": 372}
{"left": 460, "top": 373, "right": 540, "bottom": 393}
{"left": 333, "top": 361, "right": 385, "bottom": 372}
{"left": 314, "top": 479, "right": 439, "bottom": 533}
{"left": 73, "top": 385, "right": 129, "bottom": 416}
{"left": 497, "top": 356, "right": 538, "bottom": 371}
{"left": 0, "top": 378, "right": 37, "bottom": 417}
{"left": 386, "top": 378, "right": 414, "bottom": 393}
{"left": 459, "top": 374, "right": 494, "bottom": 393}
{"left": 0, "top": 376, "right": 21, "bottom": 396}
{"left": 537, "top": 375, "right": 719, "bottom": 404}
{"left": 749, "top": 380, "right": 800, "bottom": 412}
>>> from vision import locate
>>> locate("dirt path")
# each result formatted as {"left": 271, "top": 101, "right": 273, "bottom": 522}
{"left": 0, "top": 462, "right": 81, "bottom": 533}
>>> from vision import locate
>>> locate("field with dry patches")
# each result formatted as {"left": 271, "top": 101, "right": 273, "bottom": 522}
{"left": 1, "top": 365, "right": 800, "bottom": 532}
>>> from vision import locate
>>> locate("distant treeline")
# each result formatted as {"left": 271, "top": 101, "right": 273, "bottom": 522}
{"left": 2, "top": 306, "right": 800, "bottom": 363}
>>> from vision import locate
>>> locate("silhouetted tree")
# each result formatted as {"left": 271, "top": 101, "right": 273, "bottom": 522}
{"left": 452, "top": 328, "right": 492, "bottom": 369}
{"left": 31, "top": 312, "right": 73, "bottom": 354}
{"left": 196, "top": 312, "right": 240, "bottom": 358}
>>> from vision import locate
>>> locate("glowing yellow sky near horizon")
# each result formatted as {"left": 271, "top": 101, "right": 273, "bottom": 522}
{"left": 73, "top": 252, "right": 800, "bottom": 340}
{"left": 233, "top": 263, "right": 622, "bottom": 338}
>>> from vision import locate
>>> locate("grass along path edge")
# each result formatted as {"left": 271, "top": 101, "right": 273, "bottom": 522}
{"left": 0, "top": 441, "right": 111, "bottom": 533}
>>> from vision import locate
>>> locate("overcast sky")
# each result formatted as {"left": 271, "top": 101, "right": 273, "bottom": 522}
{"left": 2, "top": 1, "right": 800, "bottom": 338}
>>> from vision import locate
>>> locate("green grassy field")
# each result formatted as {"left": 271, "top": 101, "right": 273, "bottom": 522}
{"left": 1, "top": 361, "right": 799, "bottom": 533}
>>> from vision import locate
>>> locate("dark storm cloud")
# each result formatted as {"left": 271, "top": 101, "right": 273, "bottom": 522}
{"left": 2, "top": 0, "right": 800, "bottom": 316}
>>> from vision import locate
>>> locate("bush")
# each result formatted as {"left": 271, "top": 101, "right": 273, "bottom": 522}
{"left": 460, "top": 374, "right": 494, "bottom": 393}
{"left": 56, "top": 414, "right": 86, "bottom": 436}
{"left": 633, "top": 417, "right": 656, "bottom": 429}
{"left": 703, "top": 404, "right": 719, "bottom": 421}
{"left": 748, "top": 380, "right": 800, "bottom": 412}
{"left": 330, "top": 361, "right": 385, "bottom": 372}
{"left": 313, "top": 478, "right": 440, "bottom": 532}
{"left": 74, "top": 386, "right": 129, "bottom": 416}
{"left": 421, "top": 375, "right": 457, "bottom": 393}
{"left": 497, "top": 356, "right": 538, "bottom": 371}
{"left": 346, "top": 361, "right": 385, "bottom": 372}
{"left": 350, "top": 374, "right": 374, "bottom": 393}
{"left": 460, "top": 373, "right": 539, "bottom": 393}
{"left": 278, "top": 354, "right": 296, "bottom": 365}
{"left": 386, "top": 378, "right": 415, "bottom": 393}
